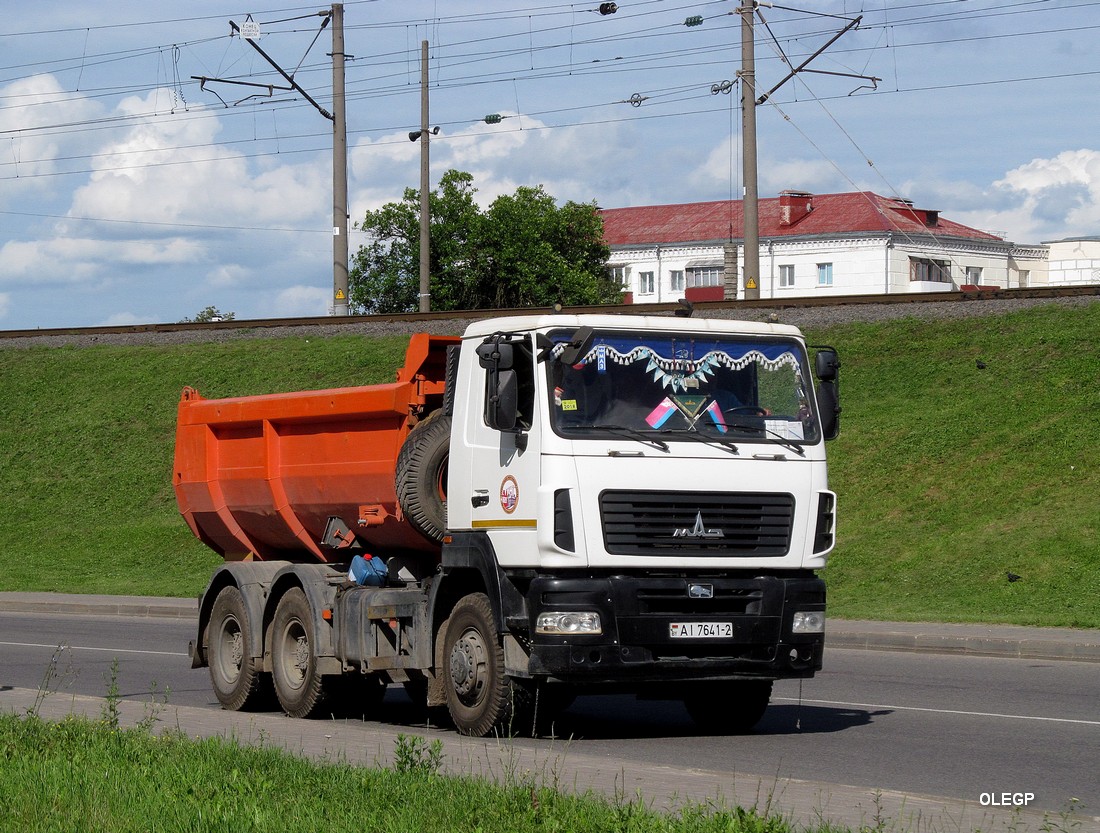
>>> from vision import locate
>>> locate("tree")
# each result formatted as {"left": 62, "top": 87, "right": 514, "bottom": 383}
{"left": 348, "top": 170, "right": 620, "bottom": 314}
{"left": 180, "top": 306, "right": 235, "bottom": 323}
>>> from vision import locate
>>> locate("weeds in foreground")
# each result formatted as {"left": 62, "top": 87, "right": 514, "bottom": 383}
{"left": 392, "top": 733, "right": 444, "bottom": 777}
{"left": 28, "top": 644, "right": 75, "bottom": 718}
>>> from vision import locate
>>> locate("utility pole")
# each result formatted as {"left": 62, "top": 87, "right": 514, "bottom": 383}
{"left": 739, "top": 2, "right": 760, "bottom": 301}
{"left": 331, "top": 3, "right": 349, "bottom": 316}
{"left": 418, "top": 40, "right": 430, "bottom": 313}
{"left": 733, "top": 4, "right": 874, "bottom": 303}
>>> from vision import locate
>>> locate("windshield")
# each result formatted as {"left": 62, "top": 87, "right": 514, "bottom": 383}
{"left": 547, "top": 329, "right": 820, "bottom": 445}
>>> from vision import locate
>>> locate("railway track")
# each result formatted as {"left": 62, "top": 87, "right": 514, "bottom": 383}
{"left": 4, "top": 284, "right": 1098, "bottom": 341}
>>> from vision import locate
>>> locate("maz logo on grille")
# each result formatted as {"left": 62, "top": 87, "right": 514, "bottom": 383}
{"left": 672, "top": 511, "right": 725, "bottom": 539}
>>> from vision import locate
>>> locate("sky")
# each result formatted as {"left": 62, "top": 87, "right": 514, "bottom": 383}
{"left": 2, "top": 0, "right": 1100, "bottom": 330}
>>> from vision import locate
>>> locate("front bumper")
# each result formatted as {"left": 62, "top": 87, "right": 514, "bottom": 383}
{"left": 523, "top": 572, "right": 825, "bottom": 685}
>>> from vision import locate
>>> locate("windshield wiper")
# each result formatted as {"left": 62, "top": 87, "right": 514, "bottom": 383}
{"left": 720, "top": 420, "right": 806, "bottom": 457}
{"left": 657, "top": 428, "right": 739, "bottom": 455}
{"left": 574, "top": 424, "right": 670, "bottom": 452}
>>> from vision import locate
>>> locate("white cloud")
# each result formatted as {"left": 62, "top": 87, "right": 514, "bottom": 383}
{"left": 0, "top": 74, "right": 104, "bottom": 190}
{"left": 918, "top": 149, "right": 1100, "bottom": 243}
{"left": 205, "top": 264, "right": 252, "bottom": 288}
{"left": 97, "top": 311, "right": 155, "bottom": 327}
{"left": 0, "top": 236, "right": 206, "bottom": 285}
{"left": 262, "top": 284, "right": 331, "bottom": 318}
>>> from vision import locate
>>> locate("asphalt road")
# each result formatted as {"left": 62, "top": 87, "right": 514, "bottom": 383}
{"left": 1, "top": 608, "right": 1096, "bottom": 829}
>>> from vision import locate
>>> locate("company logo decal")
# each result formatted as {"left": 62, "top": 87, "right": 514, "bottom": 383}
{"left": 499, "top": 476, "right": 519, "bottom": 514}
{"left": 688, "top": 583, "right": 714, "bottom": 599}
{"left": 672, "top": 511, "right": 724, "bottom": 539}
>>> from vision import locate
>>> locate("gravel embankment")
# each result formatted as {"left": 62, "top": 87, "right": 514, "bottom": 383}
{"left": 2, "top": 295, "right": 1096, "bottom": 350}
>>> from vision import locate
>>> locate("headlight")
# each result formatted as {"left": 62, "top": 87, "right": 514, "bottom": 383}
{"left": 792, "top": 610, "right": 825, "bottom": 634}
{"left": 536, "top": 611, "right": 602, "bottom": 635}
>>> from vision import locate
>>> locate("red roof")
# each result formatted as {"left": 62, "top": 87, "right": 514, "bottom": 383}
{"left": 600, "top": 191, "right": 1003, "bottom": 247}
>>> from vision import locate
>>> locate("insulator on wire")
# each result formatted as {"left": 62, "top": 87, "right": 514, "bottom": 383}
{"left": 484, "top": 113, "right": 503, "bottom": 124}
{"left": 598, "top": 2, "right": 618, "bottom": 14}
{"left": 685, "top": 15, "right": 703, "bottom": 26}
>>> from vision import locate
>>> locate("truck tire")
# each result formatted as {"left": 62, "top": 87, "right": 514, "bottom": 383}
{"left": 443, "top": 593, "right": 531, "bottom": 737}
{"left": 396, "top": 412, "right": 450, "bottom": 543}
{"left": 270, "top": 588, "right": 333, "bottom": 719}
{"left": 683, "top": 680, "right": 773, "bottom": 734}
{"left": 207, "top": 586, "right": 270, "bottom": 711}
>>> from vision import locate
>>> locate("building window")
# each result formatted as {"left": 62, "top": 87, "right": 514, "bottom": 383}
{"left": 669, "top": 270, "right": 685, "bottom": 291}
{"left": 1019, "top": 270, "right": 1030, "bottom": 288}
{"left": 965, "top": 266, "right": 983, "bottom": 284}
{"left": 639, "top": 271, "right": 655, "bottom": 294}
{"left": 817, "top": 263, "right": 833, "bottom": 287}
{"left": 910, "top": 258, "right": 951, "bottom": 283}
{"left": 688, "top": 266, "right": 722, "bottom": 288}
{"left": 608, "top": 265, "right": 629, "bottom": 289}
{"left": 779, "top": 265, "right": 795, "bottom": 287}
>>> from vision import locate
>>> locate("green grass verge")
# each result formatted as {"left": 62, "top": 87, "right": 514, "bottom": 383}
{"left": 820, "top": 302, "right": 1100, "bottom": 627}
{"left": 0, "top": 303, "right": 1097, "bottom": 626}
{"left": 0, "top": 713, "right": 813, "bottom": 833}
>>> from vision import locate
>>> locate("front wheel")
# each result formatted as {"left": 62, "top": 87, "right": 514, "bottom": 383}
{"left": 683, "top": 680, "right": 773, "bottom": 734}
{"left": 270, "top": 588, "right": 333, "bottom": 718}
{"left": 443, "top": 593, "right": 529, "bottom": 736}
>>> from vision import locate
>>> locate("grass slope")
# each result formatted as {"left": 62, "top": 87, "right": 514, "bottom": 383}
{"left": 0, "top": 303, "right": 1096, "bottom": 627}
{"left": 821, "top": 302, "right": 1100, "bottom": 627}
{"left": 0, "top": 335, "right": 408, "bottom": 597}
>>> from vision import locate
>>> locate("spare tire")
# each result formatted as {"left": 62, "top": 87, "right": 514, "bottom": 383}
{"left": 396, "top": 412, "right": 450, "bottom": 543}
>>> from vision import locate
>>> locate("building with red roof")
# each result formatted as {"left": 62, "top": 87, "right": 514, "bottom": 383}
{"left": 600, "top": 191, "right": 1047, "bottom": 303}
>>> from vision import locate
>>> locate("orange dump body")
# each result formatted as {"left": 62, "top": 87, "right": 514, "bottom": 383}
{"left": 173, "top": 333, "right": 458, "bottom": 562}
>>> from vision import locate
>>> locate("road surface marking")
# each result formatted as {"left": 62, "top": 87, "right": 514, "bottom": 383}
{"left": 775, "top": 696, "right": 1100, "bottom": 727}
{"left": 0, "top": 640, "right": 187, "bottom": 658}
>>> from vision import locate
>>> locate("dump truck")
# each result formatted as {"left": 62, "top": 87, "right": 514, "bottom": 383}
{"left": 176, "top": 314, "right": 840, "bottom": 736}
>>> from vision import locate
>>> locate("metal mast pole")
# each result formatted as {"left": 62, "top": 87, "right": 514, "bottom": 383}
{"left": 740, "top": 2, "right": 760, "bottom": 300}
{"left": 418, "top": 40, "right": 431, "bottom": 313}
{"left": 331, "top": 3, "right": 349, "bottom": 315}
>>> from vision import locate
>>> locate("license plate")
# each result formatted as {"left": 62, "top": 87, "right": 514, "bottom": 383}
{"left": 669, "top": 622, "right": 733, "bottom": 639}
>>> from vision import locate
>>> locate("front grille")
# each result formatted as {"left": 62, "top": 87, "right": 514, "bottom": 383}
{"left": 600, "top": 490, "right": 794, "bottom": 557}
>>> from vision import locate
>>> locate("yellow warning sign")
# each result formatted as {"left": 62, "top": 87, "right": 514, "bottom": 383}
{"left": 746, "top": 278, "right": 757, "bottom": 290}
{"left": 335, "top": 289, "right": 346, "bottom": 300}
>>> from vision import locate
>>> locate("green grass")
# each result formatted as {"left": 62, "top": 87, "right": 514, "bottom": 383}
{"left": 0, "top": 303, "right": 1097, "bottom": 627}
{"left": 0, "top": 335, "right": 408, "bottom": 597}
{"left": 815, "top": 302, "right": 1100, "bottom": 627}
{"left": 0, "top": 714, "right": 810, "bottom": 833}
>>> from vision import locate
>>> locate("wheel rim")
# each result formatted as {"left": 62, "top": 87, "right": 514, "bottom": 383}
{"left": 215, "top": 616, "right": 243, "bottom": 684}
{"left": 449, "top": 626, "right": 489, "bottom": 705}
{"left": 277, "top": 618, "right": 309, "bottom": 692}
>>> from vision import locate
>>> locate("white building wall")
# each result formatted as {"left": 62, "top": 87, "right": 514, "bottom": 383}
{"left": 608, "top": 235, "right": 1050, "bottom": 303}
{"left": 762, "top": 238, "right": 886, "bottom": 298}
{"left": 1046, "top": 239, "right": 1100, "bottom": 286}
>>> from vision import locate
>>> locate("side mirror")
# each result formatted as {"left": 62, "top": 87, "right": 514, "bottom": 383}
{"left": 816, "top": 382, "right": 840, "bottom": 440}
{"left": 478, "top": 334, "right": 522, "bottom": 434}
{"left": 488, "top": 369, "right": 519, "bottom": 431}
{"left": 815, "top": 348, "right": 839, "bottom": 382}
{"left": 557, "top": 326, "right": 595, "bottom": 366}
{"left": 477, "top": 340, "right": 513, "bottom": 370}
{"left": 812, "top": 347, "right": 841, "bottom": 440}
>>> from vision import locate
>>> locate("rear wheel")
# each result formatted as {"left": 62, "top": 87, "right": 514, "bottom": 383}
{"left": 270, "top": 588, "right": 333, "bottom": 718}
{"left": 443, "top": 593, "right": 530, "bottom": 736}
{"left": 207, "top": 586, "right": 270, "bottom": 711}
{"left": 683, "top": 680, "right": 773, "bottom": 734}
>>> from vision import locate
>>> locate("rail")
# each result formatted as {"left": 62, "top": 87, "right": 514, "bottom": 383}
{"left": 3, "top": 284, "right": 1098, "bottom": 341}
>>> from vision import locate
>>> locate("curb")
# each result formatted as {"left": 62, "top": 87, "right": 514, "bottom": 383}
{"left": 1, "top": 592, "right": 1098, "bottom": 663}
{"left": 825, "top": 619, "right": 1100, "bottom": 663}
